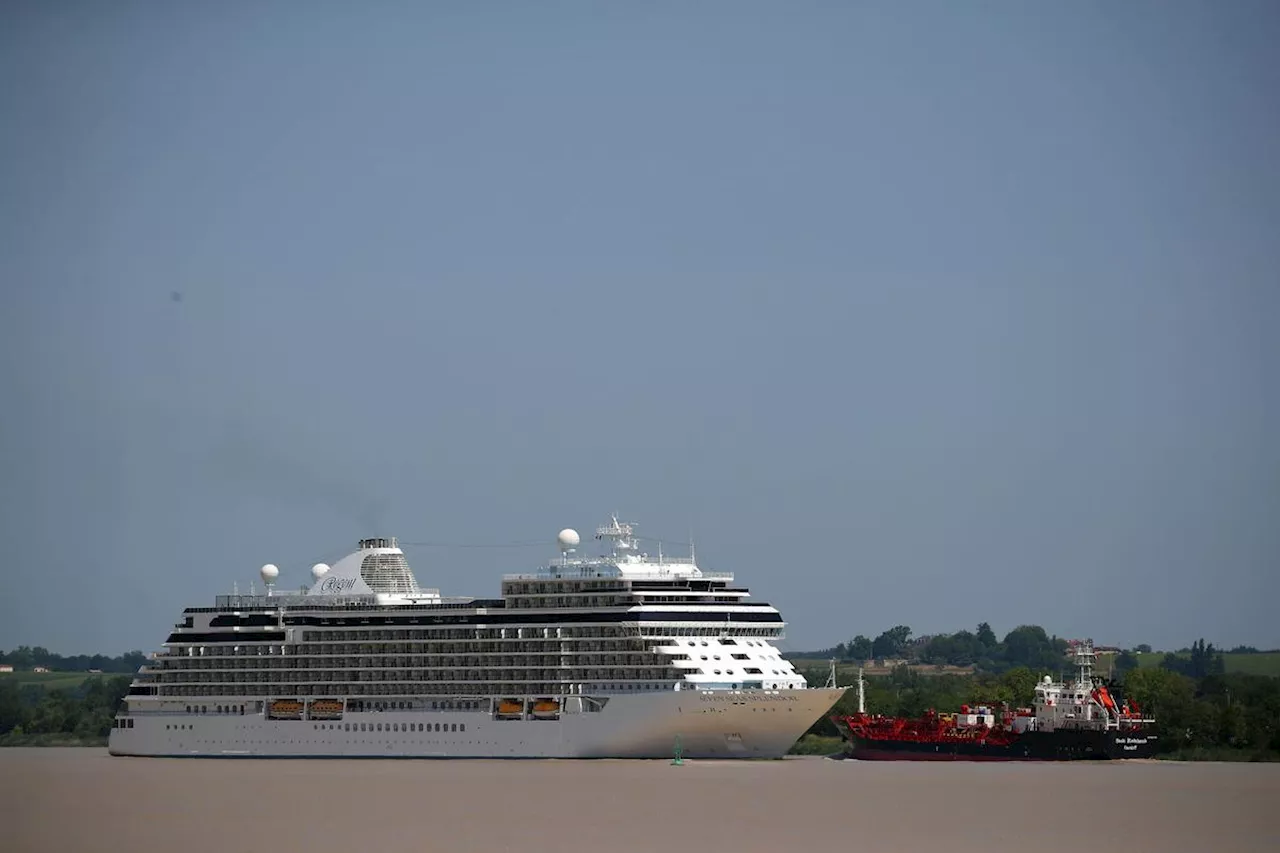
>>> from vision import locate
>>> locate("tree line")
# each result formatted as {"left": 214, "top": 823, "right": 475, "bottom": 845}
{"left": 0, "top": 675, "right": 131, "bottom": 745}
{"left": 809, "top": 622, "right": 1071, "bottom": 674}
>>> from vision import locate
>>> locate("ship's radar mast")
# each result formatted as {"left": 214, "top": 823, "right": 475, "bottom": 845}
{"left": 595, "top": 514, "right": 640, "bottom": 559}
{"left": 1073, "top": 638, "right": 1097, "bottom": 687}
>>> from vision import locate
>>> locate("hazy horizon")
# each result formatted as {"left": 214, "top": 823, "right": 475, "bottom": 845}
{"left": 2, "top": 1, "right": 1277, "bottom": 657}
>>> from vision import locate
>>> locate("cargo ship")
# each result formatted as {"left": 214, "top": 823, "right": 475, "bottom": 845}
{"left": 830, "top": 640, "right": 1159, "bottom": 761}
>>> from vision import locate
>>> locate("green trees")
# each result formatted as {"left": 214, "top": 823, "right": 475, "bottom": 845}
{"left": 920, "top": 631, "right": 982, "bottom": 667}
{"left": 1114, "top": 650, "right": 1140, "bottom": 676}
{"left": 1160, "top": 639, "right": 1226, "bottom": 679}
{"left": 1000, "top": 626, "right": 1069, "bottom": 673}
{"left": 0, "top": 676, "right": 130, "bottom": 745}
{"left": 871, "top": 626, "right": 913, "bottom": 659}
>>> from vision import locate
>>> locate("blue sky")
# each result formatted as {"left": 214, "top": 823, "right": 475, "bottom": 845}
{"left": 1, "top": 0, "right": 1276, "bottom": 655}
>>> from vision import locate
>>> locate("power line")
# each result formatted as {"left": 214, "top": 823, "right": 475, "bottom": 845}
{"left": 398, "top": 540, "right": 547, "bottom": 550}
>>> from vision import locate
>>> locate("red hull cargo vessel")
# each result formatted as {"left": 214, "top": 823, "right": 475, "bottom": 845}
{"left": 830, "top": 640, "right": 1158, "bottom": 761}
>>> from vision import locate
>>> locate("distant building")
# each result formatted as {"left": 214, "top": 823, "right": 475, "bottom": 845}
{"left": 32, "top": 665, "right": 50, "bottom": 673}
{"left": 1066, "top": 639, "right": 1122, "bottom": 654}
{"left": 0, "top": 664, "right": 13, "bottom": 674}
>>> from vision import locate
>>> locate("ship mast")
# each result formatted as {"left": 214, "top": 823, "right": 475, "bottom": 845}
{"left": 595, "top": 514, "right": 640, "bottom": 560}
{"left": 1075, "top": 638, "right": 1096, "bottom": 688}
{"left": 826, "top": 659, "right": 866, "bottom": 714}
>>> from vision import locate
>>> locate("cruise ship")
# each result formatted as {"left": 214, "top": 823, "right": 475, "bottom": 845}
{"left": 109, "top": 516, "right": 847, "bottom": 759}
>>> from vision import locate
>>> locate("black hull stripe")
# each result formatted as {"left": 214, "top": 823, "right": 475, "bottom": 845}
{"left": 166, "top": 610, "right": 782, "bottom": 643}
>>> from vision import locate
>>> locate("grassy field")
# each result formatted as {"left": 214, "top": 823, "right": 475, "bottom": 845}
{"left": 1135, "top": 651, "right": 1280, "bottom": 677}
{"left": 0, "top": 672, "right": 116, "bottom": 691}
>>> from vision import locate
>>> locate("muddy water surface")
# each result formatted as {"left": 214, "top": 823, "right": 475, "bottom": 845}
{"left": 4, "top": 750, "right": 1276, "bottom": 852}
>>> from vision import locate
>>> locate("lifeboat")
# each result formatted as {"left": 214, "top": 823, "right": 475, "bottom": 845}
{"left": 268, "top": 699, "right": 304, "bottom": 719}
{"left": 496, "top": 699, "right": 523, "bottom": 716}
{"left": 531, "top": 699, "right": 560, "bottom": 717}
{"left": 307, "top": 699, "right": 344, "bottom": 719}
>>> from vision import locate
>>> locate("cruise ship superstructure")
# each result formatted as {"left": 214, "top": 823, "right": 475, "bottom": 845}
{"left": 109, "top": 517, "right": 846, "bottom": 758}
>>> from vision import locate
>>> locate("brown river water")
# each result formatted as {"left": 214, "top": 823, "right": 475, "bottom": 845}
{"left": 3, "top": 749, "right": 1276, "bottom": 852}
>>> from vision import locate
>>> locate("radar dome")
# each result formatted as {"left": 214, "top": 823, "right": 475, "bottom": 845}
{"left": 557, "top": 528, "right": 581, "bottom": 551}
{"left": 310, "top": 563, "right": 331, "bottom": 581}
{"left": 260, "top": 563, "right": 280, "bottom": 584}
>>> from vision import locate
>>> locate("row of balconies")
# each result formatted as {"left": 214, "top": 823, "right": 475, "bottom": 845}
{"left": 156, "top": 680, "right": 674, "bottom": 698}
{"left": 291, "top": 626, "right": 634, "bottom": 642}
{"left": 151, "top": 668, "right": 683, "bottom": 687}
{"left": 152, "top": 650, "right": 666, "bottom": 669}
{"left": 149, "top": 664, "right": 682, "bottom": 682}
{"left": 291, "top": 639, "right": 638, "bottom": 653}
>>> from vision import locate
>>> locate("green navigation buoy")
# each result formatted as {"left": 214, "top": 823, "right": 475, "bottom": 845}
{"left": 671, "top": 734, "right": 684, "bottom": 765}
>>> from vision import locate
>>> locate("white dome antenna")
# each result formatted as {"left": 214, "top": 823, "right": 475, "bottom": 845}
{"left": 557, "top": 528, "right": 580, "bottom": 553}
{"left": 260, "top": 563, "right": 279, "bottom": 596}
{"left": 310, "top": 562, "right": 331, "bottom": 581}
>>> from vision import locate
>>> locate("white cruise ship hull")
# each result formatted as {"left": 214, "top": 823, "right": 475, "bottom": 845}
{"left": 109, "top": 688, "right": 846, "bottom": 759}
